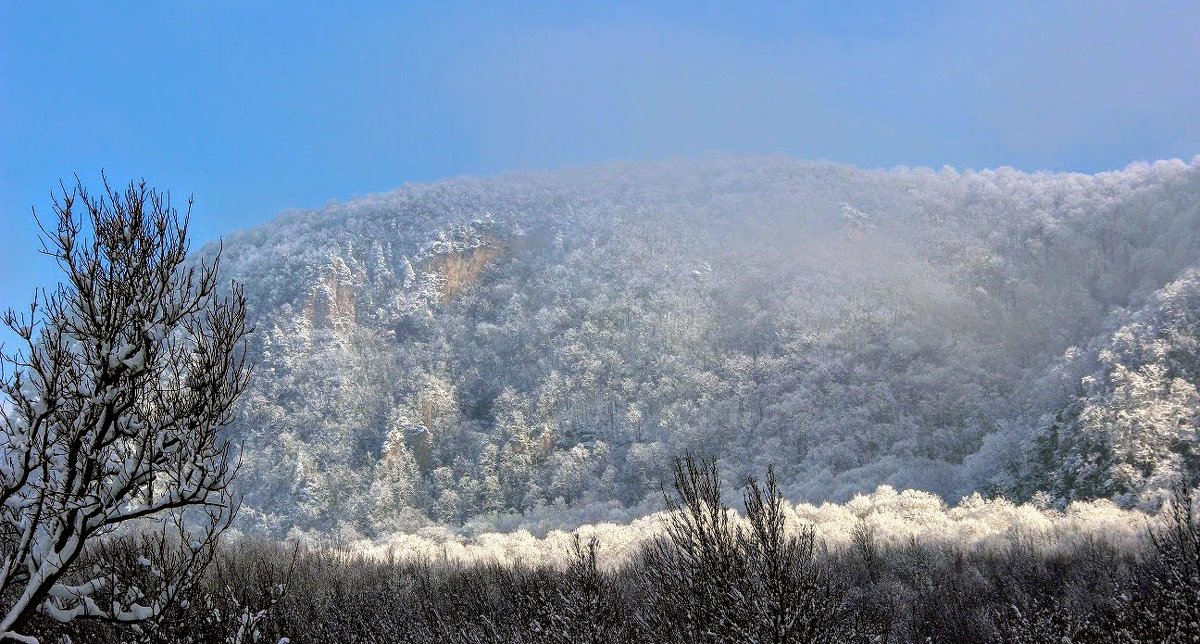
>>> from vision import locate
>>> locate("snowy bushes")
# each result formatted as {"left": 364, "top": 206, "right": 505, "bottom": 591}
{"left": 1124, "top": 484, "right": 1200, "bottom": 641}
{"left": 29, "top": 463, "right": 1200, "bottom": 643}
{"left": 332, "top": 482, "right": 1148, "bottom": 570}
{"left": 636, "top": 457, "right": 850, "bottom": 642}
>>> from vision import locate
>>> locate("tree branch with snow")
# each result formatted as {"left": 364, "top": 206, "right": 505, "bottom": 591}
{"left": 0, "top": 177, "right": 251, "bottom": 642}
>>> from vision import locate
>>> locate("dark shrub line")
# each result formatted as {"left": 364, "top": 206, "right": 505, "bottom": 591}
{"left": 33, "top": 460, "right": 1200, "bottom": 643}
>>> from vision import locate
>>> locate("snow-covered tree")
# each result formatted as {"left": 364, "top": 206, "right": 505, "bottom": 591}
{"left": 0, "top": 178, "right": 251, "bottom": 641}
{"left": 368, "top": 413, "right": 423, "bottom": 532}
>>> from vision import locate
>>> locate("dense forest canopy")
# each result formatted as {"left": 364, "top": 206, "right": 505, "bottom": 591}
{"left": 202, "top": 156, "right": 1200, "bottom": 537}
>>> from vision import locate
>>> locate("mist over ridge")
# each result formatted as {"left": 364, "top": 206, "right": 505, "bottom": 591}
{"left": 203, "top": 155, "right": 1200, "bottom": 537}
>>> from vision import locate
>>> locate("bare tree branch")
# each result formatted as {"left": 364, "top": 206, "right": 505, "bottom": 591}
{"left": 0, "top": 177, "right": 251, "bottom": 642}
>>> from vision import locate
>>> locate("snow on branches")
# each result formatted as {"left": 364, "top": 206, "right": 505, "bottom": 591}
{"left": 0, "top": 177, "right": 251, "bottom": 641}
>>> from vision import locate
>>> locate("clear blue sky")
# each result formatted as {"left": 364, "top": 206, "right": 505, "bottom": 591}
{"left": 2, "top": 0, "right": 1199, "bottom": 328}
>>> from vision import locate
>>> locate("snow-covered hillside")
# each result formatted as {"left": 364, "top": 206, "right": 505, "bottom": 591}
{"left": 202, "top": 156, "right": 1200, "bottom": 535}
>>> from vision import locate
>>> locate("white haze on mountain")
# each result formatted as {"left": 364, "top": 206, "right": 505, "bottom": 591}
{"left": 199, "top": 156, "right": 1200, "bottom": 538}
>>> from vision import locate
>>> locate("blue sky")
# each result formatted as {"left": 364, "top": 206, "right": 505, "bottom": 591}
{"left": 2, "top": 0, "right": 1199, "bottom": 327}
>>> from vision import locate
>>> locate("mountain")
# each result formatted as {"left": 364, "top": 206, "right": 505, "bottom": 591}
{"left": 199, "top": 156, "right": 1200, "bottom": 536}
{"left": 977, "top": 267, "right": 1200, "bottom": 504}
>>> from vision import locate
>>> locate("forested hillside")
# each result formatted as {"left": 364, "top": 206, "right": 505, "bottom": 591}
{"left": 204, "top": 156, "right": 1200, "bottom": 536}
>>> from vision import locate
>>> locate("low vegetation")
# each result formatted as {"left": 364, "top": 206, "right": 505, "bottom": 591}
{"left": 25, "top": 457, "right": 1199, "bottom": 643}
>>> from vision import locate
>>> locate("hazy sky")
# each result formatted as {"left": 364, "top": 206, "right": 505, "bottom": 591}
{"left": 2, "top": 0, "right": 1199, "bottom": 322}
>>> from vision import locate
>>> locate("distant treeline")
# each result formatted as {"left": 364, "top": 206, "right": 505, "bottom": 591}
{"left": 30, "top": 458, "right": 1200, "bottom": 643}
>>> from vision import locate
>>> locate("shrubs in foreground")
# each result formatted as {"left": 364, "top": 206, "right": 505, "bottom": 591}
{"left": 30, "top": 458, "right": 1200, "bottom": 643}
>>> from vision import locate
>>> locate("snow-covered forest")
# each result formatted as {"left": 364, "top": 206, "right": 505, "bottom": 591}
{"left": 6, "top": 157, "right": 1200, "bottom": 643}
{"left": 205, "top": 156, "right": 1200, "bottom": 536}
{"left": 8, "top": 0, "right": 1200, "bottom": 638}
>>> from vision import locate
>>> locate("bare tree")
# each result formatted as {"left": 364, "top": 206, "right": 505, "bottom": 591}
{"left": 742, "top": 466, "right": 844, "bottom": 643}
{"left": 1129, "top": 480, "right": 1200, "bottom": 642}
{"left": 0, "top": 177, "right": 250, "bottom": 642}
{"left": 638, "top": 454, "right": 750, "bottom": 642}
{"left": 640, "top": 456, "right": 853, "bottom": 643}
